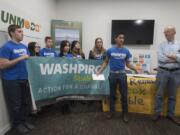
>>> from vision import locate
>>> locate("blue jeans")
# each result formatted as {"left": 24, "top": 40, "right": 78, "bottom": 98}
{"left": 155, "top": 69, "right": 180, "bottom": 117}
{"left": 2, "top": 80, "right": 32, "bottom": 127}
{"left": 108, "top": 72, "right": 128, "bottom": 113}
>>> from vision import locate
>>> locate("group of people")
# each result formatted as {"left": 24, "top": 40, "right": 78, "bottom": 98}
{"left": 27, "top": 36, "right": 106, "bottom": 60}
{"left": 0, "top": 24, "right": 180, "bottom": 134}
{"left": 27, "top": 38, "right": 84, "bottom": 58}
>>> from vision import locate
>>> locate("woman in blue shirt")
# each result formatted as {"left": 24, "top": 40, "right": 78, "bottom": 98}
{"left": 71, "top": 41, "right": 85, "bottom": 59}
{"left": 59, "top": 40, "right": 73, "bottom": 58}
{"left": 58, "top": 40, "right": 72, "bottom": 114}
{"left": 28, "top": 42, "right": 40, "bottom": 56}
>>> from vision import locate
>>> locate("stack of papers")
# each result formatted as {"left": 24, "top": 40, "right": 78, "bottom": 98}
{"left": 92, "top": 74, "right": 105, "bottom": 80}
{"left": 127, "top": 74, "right": 156, "bottom": 78}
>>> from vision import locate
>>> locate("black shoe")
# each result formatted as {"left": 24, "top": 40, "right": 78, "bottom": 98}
{"left": 166, "top": 116, "right": 180, "bottom": 126}
{"left": 122, "top": 113, "right": 129, "bottom": 123}
{"left": 106, "top": 112, "right": 113, "bottom": 119}
{"left": 61, "top": 104, "right": 71, "bottom": 115}
{"left": 152, "top": 113, "right": 161, "bottom": 122}
{"left": 15, "top": 124, "right": 30, "bottom": 134}
{"left": 23, "top": 122, "right": 35, "bottom": 130}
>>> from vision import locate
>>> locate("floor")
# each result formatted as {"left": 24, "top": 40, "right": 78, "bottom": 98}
{"left": 5, "top": 101, "right": 180, "bottom": 135}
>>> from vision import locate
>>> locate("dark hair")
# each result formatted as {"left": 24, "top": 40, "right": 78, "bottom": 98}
{"left": 8, "top": 24, "right": 21, "bottom": 38}
{"left": 71, "top": 40, "right": 80, "bottom": 51}
{"left": 71, "top": 40, "right": 85, "bottom": 59}
{"left": 44, "top": 36, "right": 52, "bottom": 42}
{"left": 28, "top": 42, "right": 39, "bottom": 56}
{"left": 59, "top": 40, "right": 70, "bottom": 57}
{"left": 114, "top": 32, "right": 125, "bottom": 39}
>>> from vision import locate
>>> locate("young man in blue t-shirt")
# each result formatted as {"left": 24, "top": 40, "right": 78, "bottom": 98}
{"left": 97, "top": 32, "right": 138, "bottom": 122}
{"left": 39, "top": 36, "right": 57, "bottom": 57}
{"left": 0, "top": 25, "right": 34, "bottom": 133}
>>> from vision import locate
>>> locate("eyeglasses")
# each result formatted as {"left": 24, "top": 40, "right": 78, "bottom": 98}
{"left": 35, "top": 46, "right": 40, "bottom": 48}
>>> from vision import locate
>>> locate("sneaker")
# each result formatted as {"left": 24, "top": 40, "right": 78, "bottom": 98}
{"left": 23, "top": 122, "right": 35, "bottom": 130}
{"left": 152, "top": 113, "right": 161, "bottom": 122}
{"left": 122, "top": 113, "right": 129, "bottom": 123}
{"left": 106, "top": 112, "right": 113, "bottom": 119}
{"left": 166, "top": 116, "right": 180, "bottom": 126}
{"left": 15, "top": 124, "right": 30, "bottom": 134}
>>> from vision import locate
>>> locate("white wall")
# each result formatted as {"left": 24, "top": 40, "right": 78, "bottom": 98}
{"left": 0, "top": 78, "right": 10, "bottom": 135}
{"left": 1, "top": 0, "right": 180, "bottom": 134}
{"left": 0, "top": 0, "right": 56, "bottom": 46}
{"left": 0, "top": 0, "right": 56, "bottom": 134}
{"left": 55, "top": 0, "right": 180, "bottom": 70}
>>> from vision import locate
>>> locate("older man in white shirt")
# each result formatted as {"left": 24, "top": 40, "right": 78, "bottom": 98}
{"left": 153, "top": 25, "right": 180, "bottom": 126}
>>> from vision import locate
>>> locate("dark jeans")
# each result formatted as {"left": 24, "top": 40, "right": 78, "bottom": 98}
{"left": 2, "top": 79, "right": 32, "bottom": 127}
{"left": 155, "top": 69, "right": 180, "bottom": 117}
{"left": 108, "top": 72, "right": 128, "bottom": 113}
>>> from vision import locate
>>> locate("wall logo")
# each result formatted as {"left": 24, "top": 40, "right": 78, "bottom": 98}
{"left": 1, "top": 10, "right": 40, "bottom": 32}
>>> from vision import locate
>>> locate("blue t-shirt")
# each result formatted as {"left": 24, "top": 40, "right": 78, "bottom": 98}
{"left": 94, "top": 53, "right": 106, "bottom": 60}
{"left": 39, "top": 48, "right": 57, "bottom": 57}
{"left": 59, "top": 53, "right": 73, "bottom": 59}
{"left": 0, "top": 48, "right": 1, "bottom": 77}
{"left": 0, "top": 41, "right": 29, "bottom": 80}
{"left": 106, "top": 46, "right": 132, "bottom": 71}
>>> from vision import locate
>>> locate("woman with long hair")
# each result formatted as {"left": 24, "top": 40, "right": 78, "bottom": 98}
{"left": 59, "top": 40, "right": 73, "bottom": 58}
{"left": 71, "top": 41, "right": 85, "bottom": 59}
{"left": 28, "top": 42, "right": 40, "bottom": 56}
{"left": 58, "top": 40, "right": 72, "bottom": 114}
{"left": 89, "top": 37, "right": 106, "bottom": 60}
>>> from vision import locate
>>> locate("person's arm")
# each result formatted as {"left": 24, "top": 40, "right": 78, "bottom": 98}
{"left": 81, "top": 53, "right": 85, "bottom": 59}
{"left": 0, "top": 45, "right": 28, "bottom": 69}
{"left": 102, "top": 51, "right": 107, "bottom": 60}
{"left": 54, "top": 51, "right": 58, "bottom": 57}
{"left": 96, "top": 56, "right": 109, "bottom": 75}
{"left": 166, "top": 45, "right": 180, "bottom": 63}
{"left": 88, "top": 50, "right": 94, "bottom": 59}
{"left": 175, "top": 54, "right": 180, "bottom": 63}
{"left": 157, "top": 45, "right": 176, "bottom": 63}
{"left": 176, "top": 45, "right": 180, "bottom": 62}
{"left": 126, "top": 61, "right": 138, "bottom": 73}
{"left": 39, "top": 49, "right": 44, "bottom": 56}
{"left": 125, "top": 49, "right": 138, "bottom": 73}
{"left": 166, "top": 53, "right": 180, "bottom": 63}
{"left": 0, "top": 55, "right": 29, "bottom": 70}
{"left": 166, "top": 54, "right": 177, "bottom": 60}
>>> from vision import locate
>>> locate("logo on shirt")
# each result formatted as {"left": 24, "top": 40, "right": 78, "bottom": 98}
{"left": 111, "top": 53, "right": 126, "bottom": 59}
{"left": 95, "top": 54, "right": 103, "bottom": 60}
{"left": 44, "top": 52, "right": 55, "bottom": 57}
{"left": 77, "top": 55, "right": 82, "bottom": 59}
{"left": 13, "top": 49, "right": 27, "bottom": 55}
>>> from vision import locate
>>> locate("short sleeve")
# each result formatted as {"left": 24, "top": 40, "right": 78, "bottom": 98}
{"left": 106, "top": 49, "right": 111, "bottom": 58}
{"left": 125, "top": 49, "right": 132, "bottom": 62}
{"left": 39, "top": 49, "right": 44, "bottom": 56}
{"left": 0, "top": 45, "right": 11, "bottom": 59}
{"left": 26, "top": 47, "right": 30, "bottom": 56}
{"left": 54, "top": 51, "right": 58, "bottom": 57}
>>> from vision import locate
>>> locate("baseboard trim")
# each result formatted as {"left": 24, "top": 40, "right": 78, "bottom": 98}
{"left": 0, "top": 124, "right": 11, "bottom": 135}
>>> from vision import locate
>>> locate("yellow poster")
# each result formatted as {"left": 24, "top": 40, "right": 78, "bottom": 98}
{"left": 102, "top": 76, "right": 180, "bottom": 116}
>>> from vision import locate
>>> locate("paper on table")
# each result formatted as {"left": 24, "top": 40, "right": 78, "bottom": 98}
{"left": 127, "top": 74, "right": 156, "bottom": 78}
{"left": 92, "top": 74, "right": 105, "bottom": 80}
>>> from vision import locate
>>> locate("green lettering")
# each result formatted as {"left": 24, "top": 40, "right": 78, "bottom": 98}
{"left": 1, "top": 10, "right": 9, "bottom": 23}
